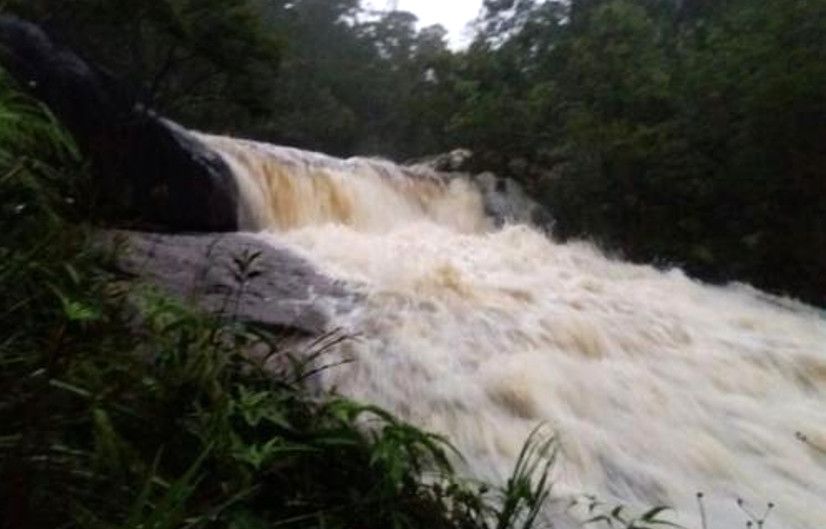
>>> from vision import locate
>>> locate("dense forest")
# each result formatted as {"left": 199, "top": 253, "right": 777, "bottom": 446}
{"left": 6, "top": 0, "right": 826, "bottom": 306}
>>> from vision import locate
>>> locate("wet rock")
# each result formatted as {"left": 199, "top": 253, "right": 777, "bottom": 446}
{"left": 101, "top": 231, "right": 354, "bottom": 335}
{"left": 409, "top": 150, "right": 553, "bottom": 229}
{"left": 409, "top": 149, "right": 473, "bottom": 173}
{"left": 472, "top": 171, "right": 549, "bottom": 228}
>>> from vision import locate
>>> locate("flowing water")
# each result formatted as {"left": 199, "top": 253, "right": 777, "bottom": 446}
{"left": 204, "top": 134, "right": 826, "bottom": 529}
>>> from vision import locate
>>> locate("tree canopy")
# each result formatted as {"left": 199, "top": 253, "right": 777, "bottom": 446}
{"left": 3, "top": 0, "right": 825, "bottom": 304}
{"left": 447, "top": 0, "right": 826, "bottom": 305}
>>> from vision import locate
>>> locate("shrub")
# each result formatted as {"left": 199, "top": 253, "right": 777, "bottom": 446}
{"left": 0, "top": 71, "right": 557, "bottom": 529}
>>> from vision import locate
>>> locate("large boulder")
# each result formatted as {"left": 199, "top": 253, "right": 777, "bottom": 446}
{"left": 0, "top": 16, "right": 239, "bottom": 232}
{"left": 410, "top": 150, "right": 553, "bottom": 228}
{"left": 102, "top": 230, "right": 355, "bottom": 335}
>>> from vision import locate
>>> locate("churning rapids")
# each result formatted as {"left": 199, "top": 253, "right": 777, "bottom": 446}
{"left": 202, "top": 133, "right": 826, "bottom": 528}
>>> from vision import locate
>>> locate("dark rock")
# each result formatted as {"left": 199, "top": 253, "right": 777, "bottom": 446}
{"left": 101, "top": 230, "right": 355, "bottom": 335}
{"left": 409, "top": 150, "right": 553, "bottom": 228}
{"left": 0, "top": 16, "right": 238, "bottom": 232}
{"left": 409, "top": 149, "right": 473, "bottom": 173}
{"left": 472, "top": 172, "right": 550, "bottom": 228}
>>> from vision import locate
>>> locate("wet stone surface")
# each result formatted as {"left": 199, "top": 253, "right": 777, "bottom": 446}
{"left": 101, "top": 230, "right": 354, "bottom": 335}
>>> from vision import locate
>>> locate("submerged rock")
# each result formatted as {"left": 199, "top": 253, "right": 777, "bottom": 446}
{"left": 472, "top": 171, "right": 552, "bottom": 228}
{"left": 408, "top": 149, "right": 474, "bottom": 173}
{"left": 410, "top": 153, "right": 551, "bottom": 228}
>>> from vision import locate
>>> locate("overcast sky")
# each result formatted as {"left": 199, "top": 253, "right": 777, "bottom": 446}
{"left": 365, "top": 0, "right": 484, "bottom": 47}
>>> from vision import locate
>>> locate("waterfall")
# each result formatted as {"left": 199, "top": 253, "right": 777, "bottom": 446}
{"left": 203, "top": 133, "right": 826, "bottom": 529}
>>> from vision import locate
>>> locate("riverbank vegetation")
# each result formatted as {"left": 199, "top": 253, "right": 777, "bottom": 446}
{"left": 0, "top": 74, "right": 565, "bottom": 528}
{"left": 8, "top": 0, "right": 825, "bottom": 306}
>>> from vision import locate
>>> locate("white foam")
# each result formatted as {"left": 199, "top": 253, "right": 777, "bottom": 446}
{"left": 206, "top": 134, "right": 826, "bottom": 529}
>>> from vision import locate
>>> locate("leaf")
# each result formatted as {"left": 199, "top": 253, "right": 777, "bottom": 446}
{"left": 585, "top": 515, "right": 614, "bottom": 527}
{"left": 62, "top": 298, "right": 102, "bottom": 322}
{"left": 641, "top": 506, "right": 671, "bottom": 522}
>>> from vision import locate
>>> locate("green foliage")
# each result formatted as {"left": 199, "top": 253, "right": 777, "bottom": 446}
{"left": 5, "top": 0, "right": 282, "bottom": 130}
{"left": 575, "top": 497, "right": 679, "bottom": 529}
{"left": 0, "top": 73, "right": 557, "bottom": 529}
{"left": 496, "top": 426, "right": 557, "bottom": 529}
{"left": 2, "top": 0, "right": 457, "bottom": 158}
{"left": 447, "top": 0, "right": 826, "bottom": 306}
{"left": 255, "top": 0, "right": 457, "bottom": 158}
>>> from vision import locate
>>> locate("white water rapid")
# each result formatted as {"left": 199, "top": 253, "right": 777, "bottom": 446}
{"left": 204, "top": 134, "right": 826, "bottom": 529}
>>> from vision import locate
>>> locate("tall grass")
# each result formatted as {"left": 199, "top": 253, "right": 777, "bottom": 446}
{"left": 0, "top": 71, "right": 558, "bottom": 529}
